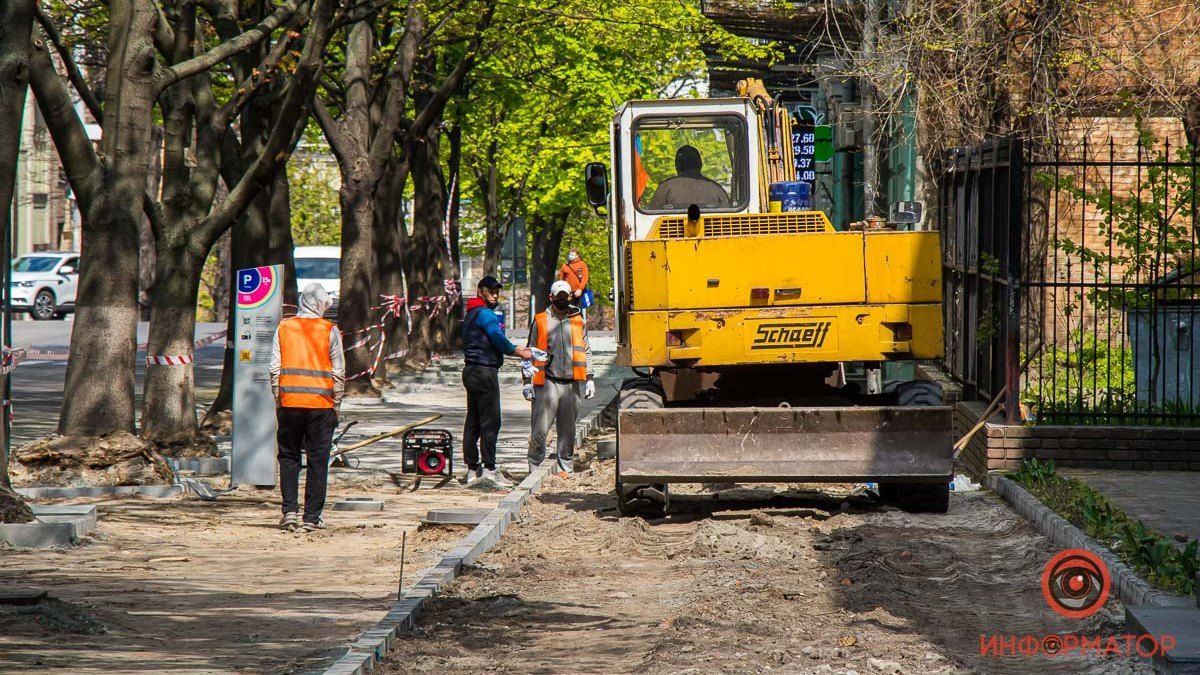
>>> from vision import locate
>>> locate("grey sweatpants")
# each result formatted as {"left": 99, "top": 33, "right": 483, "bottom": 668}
{"left": 528, "top": 379, "right": 580, "bottom": 473}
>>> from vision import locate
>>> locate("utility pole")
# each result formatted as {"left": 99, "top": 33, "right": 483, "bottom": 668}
{"left": 861, "top": 0, "right": 881, "bottom": 218}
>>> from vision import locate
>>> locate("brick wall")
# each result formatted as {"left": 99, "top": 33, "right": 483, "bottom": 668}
{"left": 955, "top": 400, "right": 1200, "bottom": 479}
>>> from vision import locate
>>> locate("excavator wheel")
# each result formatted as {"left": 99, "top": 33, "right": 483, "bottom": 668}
{"left": 880, "top": 380, "right": 951, "bottom": 513}
{"left": 616, "top": 378, "right": 669, "bottom": 518}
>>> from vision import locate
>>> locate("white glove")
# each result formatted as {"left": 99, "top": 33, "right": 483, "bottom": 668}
{"left": 584, "top": 379, "right": 596, "bottom": 399}
{"left": 520, "top": 360, "right": 539, "bottom": 379}
{"left": 523, "top": 384, "right": 535, "bottom": 401}
{"left": 530, "top": 347, "right": 549, "bottom": 362}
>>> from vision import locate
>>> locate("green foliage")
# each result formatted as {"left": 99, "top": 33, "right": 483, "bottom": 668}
{"left": 456, "top": 0, "right": 773, "bottom": 301}
{"left": 288, "top": 147, "right": 341, "bottom": 246}
{"left": 1010, "top": 459, "right": 1198, "bottom": 595}
{"left": 1025, "top": 329, "right": 1136, "bottom": 414}
{"left": 1006, "top": 456, "right": 1056, "bottom": 485}
{"left": 1039, "top": 131, "right": 1198, "bottom": 313}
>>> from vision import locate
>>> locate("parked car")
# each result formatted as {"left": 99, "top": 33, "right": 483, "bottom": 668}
{"left": 10, "top": 252, "right": 80, "bottom": 320}
{"left": 294, "top": 246, "right": 340, "bottom": 318}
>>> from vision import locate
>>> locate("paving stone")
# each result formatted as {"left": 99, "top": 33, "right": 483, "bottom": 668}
{"left": 1126, "top": 606, "right": 1200, "bottom": 674}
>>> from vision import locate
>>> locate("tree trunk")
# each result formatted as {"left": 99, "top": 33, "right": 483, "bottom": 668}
{"left": 0, "top": 0, "right": 36, "bottom": 522}
{"left": 208, "top": 229, "right": 232, "bottom": 323}
{"left": 59, "top": 0, "right": 159, "bottom": 437}
{"left": 338, "top": 175, "right": 380, "bottom": 393}
{"left": 139, "top": 125, "right": 163, "bottom": 320}
{"left": 445, "top": 124, "right": 464, "bottom": 349}
{"left": 404, "top": 128, "right": 451, "bottom": 364}
{"left": 141, "top": 242, "right": 206, "bottom": 445}
{"left": 376, "top": 154, "right": 410, "bottom": 379}
{"left": 529, "top": 211, "right": 567, "bottom": 313}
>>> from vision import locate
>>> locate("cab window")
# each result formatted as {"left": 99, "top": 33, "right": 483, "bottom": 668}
{"left": 633, "top": 114, "right": 748, "bottom": 213}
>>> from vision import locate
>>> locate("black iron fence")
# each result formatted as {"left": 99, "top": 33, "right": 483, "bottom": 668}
{"left": 1022, "top": 137, "right": 1200, "bottom": 425}
{"left": 937, "top": 138, "right": 1023, "bottom": 423}
{"left": 940, "top": 135, "right": 1200, "bottom": 426}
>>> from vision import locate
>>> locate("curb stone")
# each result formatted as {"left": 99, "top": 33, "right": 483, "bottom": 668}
{"left": 987, "top": 474, "right": 1191, "bottom": 609}
{"left": 16, "top": 484, "right": 184, "bottom": 499}
{"left": 320, "top": 390, "right": 617, "bottom": 675}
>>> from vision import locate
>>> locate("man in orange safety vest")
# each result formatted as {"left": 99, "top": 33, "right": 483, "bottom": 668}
{"left": 523, "top": 280, "right": 595, "bottom": 476}
{"left": 270, "top": 282, "right": 344, "bottom": 532}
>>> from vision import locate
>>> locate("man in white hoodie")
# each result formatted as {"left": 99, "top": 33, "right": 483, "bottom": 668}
{"left": 524, "top": 280, "right": 596, "bottom": 476}
{"left": 270, "top": 283, "right": 345, "bottom": 532}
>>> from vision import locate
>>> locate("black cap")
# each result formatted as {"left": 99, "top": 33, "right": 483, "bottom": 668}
{"left": 478, "top": 275, "right": 503, "bottom": 290}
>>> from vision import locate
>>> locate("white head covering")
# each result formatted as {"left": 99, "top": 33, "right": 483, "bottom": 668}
{"left": 298, "top": 282, "right": 332, "bottom": 318}
{"left": 549, "top": 280, "right": 573, "bottom": 297}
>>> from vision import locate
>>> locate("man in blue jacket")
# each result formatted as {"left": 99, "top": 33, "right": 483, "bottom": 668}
{"left": 462, "top": 276, "right": 533, "bottom": 486}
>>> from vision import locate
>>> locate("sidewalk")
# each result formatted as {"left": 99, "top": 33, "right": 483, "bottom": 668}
{"left": 1060, "top": 468, "right": 1200, "bottom": 547}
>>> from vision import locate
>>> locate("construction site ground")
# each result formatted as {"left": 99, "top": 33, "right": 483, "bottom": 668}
{"left": 0, "top": 471, "right": 511, "bottom": 673}
{"left": 381, "top": 459, "right": 1154, "bottom": 675}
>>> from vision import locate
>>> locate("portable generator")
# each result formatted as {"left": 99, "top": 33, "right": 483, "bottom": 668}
{"left": 401, "top": 428, "right": 454, "bottom": 476}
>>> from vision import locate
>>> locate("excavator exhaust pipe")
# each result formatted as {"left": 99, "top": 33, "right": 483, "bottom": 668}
{"left": 617, "top": 406, "right": 954, "bottom": 484}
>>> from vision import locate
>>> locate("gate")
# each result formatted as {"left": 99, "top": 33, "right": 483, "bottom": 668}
{"left": 937, "top": 137, "right": 1023, "bottom": 422}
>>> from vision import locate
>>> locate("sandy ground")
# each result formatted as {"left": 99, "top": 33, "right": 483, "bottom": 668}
{"left": 380, "top": 460, "right": 1154, "bottom": 675}
{"left": 0, "top": 471, "right": 507, "bottom": 674}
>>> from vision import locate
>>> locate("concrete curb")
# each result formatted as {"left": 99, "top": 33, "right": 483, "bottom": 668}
{"left": 0, "top": 505, "right": 98, "bottom": 548}
{"left": 320, "top": 389, "right": 618, "bottom": 675}
{"left": 16, "top": 484, "right": 184, "bottom": 499}
{"left": 988, "top": 474, "right": 1191, "bottom": 609}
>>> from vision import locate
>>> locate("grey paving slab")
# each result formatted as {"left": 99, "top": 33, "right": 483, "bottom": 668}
{"left": 1127, "top": 605, "right": 1200, "bottom": 674}
{"left": 1062, "top": 469, "right": 1200, "bottom": 546}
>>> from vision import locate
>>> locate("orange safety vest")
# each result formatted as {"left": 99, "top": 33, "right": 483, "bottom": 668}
{"left": 532, "top": 311, "right": 588, "bottom": 385}
{"left": 278, "top": 316, "right": 336, "bottom": 409}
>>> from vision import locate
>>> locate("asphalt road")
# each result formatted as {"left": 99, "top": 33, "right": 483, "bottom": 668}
{"left": 8, "top": 320, "right": 228, "bottom": 446}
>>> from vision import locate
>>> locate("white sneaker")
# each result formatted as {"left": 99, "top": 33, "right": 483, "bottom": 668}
{"left": 482, "top": 468, "right": 512, "bottom": 488}
{"left": 464, "top": 466, "right": 482, "bottom": 485}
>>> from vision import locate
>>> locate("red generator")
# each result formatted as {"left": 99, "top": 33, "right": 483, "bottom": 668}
{"left": 401, "top": 428, "right": 454, "bottom": 476}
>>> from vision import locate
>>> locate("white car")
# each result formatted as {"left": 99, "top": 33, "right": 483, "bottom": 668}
{"left": 294, "top": 246, "right": 340, "bottom": 317}
{"left": 11, "top": 252, "right": 80, "bottom": 320}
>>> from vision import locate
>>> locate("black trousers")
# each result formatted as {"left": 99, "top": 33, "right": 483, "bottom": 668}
{"left": 462, "top": 365, "right": 501, "bottom": 470}
{"left": 277, "top": 407, "right": 337, "bottom": 522}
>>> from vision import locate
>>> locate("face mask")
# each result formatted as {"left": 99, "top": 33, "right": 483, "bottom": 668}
{"left": 567, "top": 253, "right": 578, "bottom": 262}
{"left": 553, "top": 296, "right": 571, "bottom": 310}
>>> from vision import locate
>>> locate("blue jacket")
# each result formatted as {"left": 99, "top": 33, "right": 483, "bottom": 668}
{"left": 462, "top": 304, "right": 516, "bottom": 368}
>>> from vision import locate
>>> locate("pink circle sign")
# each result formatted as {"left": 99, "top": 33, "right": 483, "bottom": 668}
{"left": 236, "top": 266, "right": 278, "bottom": 309}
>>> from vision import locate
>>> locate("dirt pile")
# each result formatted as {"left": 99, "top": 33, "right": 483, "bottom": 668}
{"left": 11, "top": 432, "right": 173, "bottom": 487}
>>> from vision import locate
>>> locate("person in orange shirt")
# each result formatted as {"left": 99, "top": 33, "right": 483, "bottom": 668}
{"left": 558, "top": 248, "right": 591, "bottom": 313}
{"left": 270, "top": 283, "right": 344, "bottom": 532}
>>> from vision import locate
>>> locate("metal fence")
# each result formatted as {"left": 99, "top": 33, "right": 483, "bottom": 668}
{"left": 1021, "top": 138, "right": 1200, "bottom": 425}
{"left": 937, "top": 138, "right": 1023, "bottom": 423}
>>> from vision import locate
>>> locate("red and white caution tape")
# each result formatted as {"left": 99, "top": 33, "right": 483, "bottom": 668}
{"left": 1, "top": 347, "right": 29, "bottom": 375}
{"left": 146, "top": 354, "right": 194, "bottom": 366}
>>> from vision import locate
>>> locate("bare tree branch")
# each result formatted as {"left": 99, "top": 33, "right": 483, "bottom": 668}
{"left": 34, "top": 6, "right": 103, "bottom": 123}
{"left": 156, "top": 0, "right": 303, "bottom": 94}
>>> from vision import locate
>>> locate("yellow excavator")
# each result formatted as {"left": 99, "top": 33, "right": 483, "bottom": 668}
{"left": 583, "top": 80, "right": 953, "bottom": 516}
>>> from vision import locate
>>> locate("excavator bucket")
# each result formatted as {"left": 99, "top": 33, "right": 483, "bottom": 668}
{"left": 617, "top": 406, "right": 954, "bottom": 484}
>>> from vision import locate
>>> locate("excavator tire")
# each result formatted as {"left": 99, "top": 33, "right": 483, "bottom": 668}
{"left": 616, "top": 378, "right": 669, "bottom": 518}
{"left": 880, "top": 380, "right": 951, "bottom": 513}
